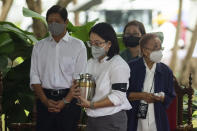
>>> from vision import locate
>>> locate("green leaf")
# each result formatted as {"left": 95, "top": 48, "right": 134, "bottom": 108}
{"left": 0, "top": 41, "right": 15, "bottom": 55}
{"left": 193, "top": 110, "right": 197, "bottom": 117}
{"left": 67, "top": 21, "right": 77, "bottom": 32}
{"left": 0, "top": 21, "right": 37, "bottom": 44}
{"left": 27, "top": 34, "right": 38, "bottom": 44}
{"left": 5, "top": 104, "right": 29, "bottom": 123}
{"left": 8, "top": 33, "right": 33, "bottom": 61}
{"left": 0, "top": 55, "right": 8, "bottom": 71}
{"left": 0, "top": 33, "right": 12, "bottom": 48}
{"left": 23, "top": 7, "right": 47, "bottom": 27}
{"left": 0, "top": 22, "right": 34, "bottom": 63}
{"left": 70, "top": 19, "right": 98, "bottom": 42}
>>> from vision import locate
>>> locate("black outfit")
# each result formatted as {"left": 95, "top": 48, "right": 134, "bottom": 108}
{"left": 36, "top": 89, "right": 81, "bottom": 131}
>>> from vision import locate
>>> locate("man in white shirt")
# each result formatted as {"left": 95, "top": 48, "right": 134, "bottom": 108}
{"left": 30, "top": 5, "right": 87, "bottom": 131}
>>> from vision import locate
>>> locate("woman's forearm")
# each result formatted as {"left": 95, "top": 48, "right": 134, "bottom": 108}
{"left": 93, "top": 97, "right": 114, "bottom": 109}
{"left": 128, "top": 92, "right": 145, "bottom": 101}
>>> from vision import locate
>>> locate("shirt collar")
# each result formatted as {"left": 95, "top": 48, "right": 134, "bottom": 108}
{"left": 48, "top": 32, "right": 69, "bottom": 42}
{"left": 100, "top": 56, "right": 109, "bottom": 63}
{"left": 143, "top": 58, "right": 156, "bottom": 73}
{"left": 62, "top": 32, "right": 69, "bottom": 42}
{"left": 93, "top": 56, "right": 109, "bottom": 63}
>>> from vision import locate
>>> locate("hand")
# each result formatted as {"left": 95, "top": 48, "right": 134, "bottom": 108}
{"left": 48, "top": 107, "right": 60, "bottom": 112}
{"left": 48, "top": 100, "right": 65, "bottom": 113}
{"left": 43, "top": 99, "right": 59, "bottom": 112}
{"left": 66, "top": 81, "right": 80, "bottom": 100}
{"left": 153, "top": 95, "right": 165, "bottom": 102}
{"left": 77, "top": 96, "right": 90, "bottom": 108}
{"left": 56, "top": 100, "right": 65, "bottom": 111}
{"left": 142, "top": 92, "right": 155, "bottom": 103}
{"left": 44, "top": 99, "right": 58, "bottom": 108}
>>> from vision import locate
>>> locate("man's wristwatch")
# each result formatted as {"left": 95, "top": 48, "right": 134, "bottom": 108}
{"left": 62, "top": 98, "right": 70, "bottom": 105}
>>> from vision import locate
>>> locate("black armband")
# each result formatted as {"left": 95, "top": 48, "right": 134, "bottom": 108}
{"left": 112, "top": 83, "right": 127, "bottom": 92}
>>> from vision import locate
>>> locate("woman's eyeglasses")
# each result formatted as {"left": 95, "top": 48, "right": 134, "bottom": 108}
{"left": 86, "top": 41, "right": 107, "bottom": 47}
{"left": 143, "top": 47, "right": 164, "bottom": 51}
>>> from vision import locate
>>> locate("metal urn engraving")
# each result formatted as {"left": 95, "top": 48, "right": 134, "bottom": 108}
{"left": 77, "top": 73, "right": 96, "bottom": 101}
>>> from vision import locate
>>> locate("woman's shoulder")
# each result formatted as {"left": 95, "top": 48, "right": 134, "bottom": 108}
{"left": 112, "top": 55, "right": 127, "bottom": 63}
{"left": 110, "top": 55, "right": 130, "bottom": 69}
{"left": 87, "top": 58, "right": 96, "bottom": 65}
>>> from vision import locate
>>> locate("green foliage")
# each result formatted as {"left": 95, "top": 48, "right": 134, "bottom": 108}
{"left": 2, "top": 59, "right": 34, "bottom": 124}
{"left": 0, "top": 21, "right": 35, "bottom": 128}
{"left": 182, "top": 89, "right": 197, "bottom": 128}
{"left": 23, "top": 7, "right": 47, "bottom": 27}
{"left": 192, "top": 90, "right": 197, "bottom": 128}
{"left": 0, "top": 21, "right": 36, "bottom": 74}
{"left": 117, "top": 33, "right": 126, "bottom": 52}
{"left": 0, "top": 55, "right": 8, "bottom": 71}
{"left": 68, "top": 19, "right": 97, "bottom": 42}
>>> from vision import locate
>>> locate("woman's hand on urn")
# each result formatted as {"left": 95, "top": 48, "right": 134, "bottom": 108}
{"left": 77, "top": 96, "right": 91, "bottom": 108}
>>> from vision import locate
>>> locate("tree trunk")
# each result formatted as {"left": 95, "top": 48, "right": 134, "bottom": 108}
{"left": 73, "top": 0, "right": 80, "bottom": 26}
{"left": 169, "top": 0, "right": 183, "bottom": 72}
{"left": 0, "top": 0, "right": 13, "bottom": 21}
{"left": 26, "top": 0, "right": 47, "bottom": 39}
{"left": 56, "top": 0, "right": 73, "bottom": 7}
{"left": 179, "top": 21, "right": 197, "bottom": 84}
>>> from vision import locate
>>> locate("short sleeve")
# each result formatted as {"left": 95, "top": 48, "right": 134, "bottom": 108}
{"left": 110, "top": 65, "right": 130, "bottom": 85}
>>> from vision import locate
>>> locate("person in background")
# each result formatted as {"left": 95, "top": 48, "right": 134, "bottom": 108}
{"left": 73, "top": 22, "right": 131, "bottom": 131}
{"left": 120, "top": 20, "right": 146, "bottom": 62}
{"left": 127, "top": 33, "right": 176, "bottom": 131}
{"left": 30, "top": 5, "right": 87, "bottom": 131}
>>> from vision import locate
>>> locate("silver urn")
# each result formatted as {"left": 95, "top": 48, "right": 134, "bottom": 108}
{"left": 77, "top": 73, "right": 96, "bottom": 101}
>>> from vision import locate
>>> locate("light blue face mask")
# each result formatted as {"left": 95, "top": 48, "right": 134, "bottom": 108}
{"left": 48, "top": 22, "right": 65, "bottom": 36}
{"left": 91, "top": 45, "right": 106, "bottom": 59}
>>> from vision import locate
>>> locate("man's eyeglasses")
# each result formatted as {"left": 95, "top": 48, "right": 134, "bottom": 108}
{"left": 86, "top": 41, "right": 107, "bottom": 47}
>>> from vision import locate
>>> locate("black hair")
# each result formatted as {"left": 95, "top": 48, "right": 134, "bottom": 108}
{"left": 46, "top": 5, "right": 68, "bottom": 22}
{"left": 89, "top": 22, "right": 119, "bottom": 60}
{"left": 139, "top": 33, "right": 158, "bottom": 48}
{"left": 123, "top": 20, "right": 146, "bottom": 35}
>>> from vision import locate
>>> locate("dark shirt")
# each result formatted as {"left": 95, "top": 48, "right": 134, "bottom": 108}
{"left": 120, "top": 48, "right": 139, "bottom": 63}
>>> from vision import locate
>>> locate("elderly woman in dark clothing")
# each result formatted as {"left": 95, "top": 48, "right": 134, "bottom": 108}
{"left": 127, "top": 33, "right": 176, "bottom": 131}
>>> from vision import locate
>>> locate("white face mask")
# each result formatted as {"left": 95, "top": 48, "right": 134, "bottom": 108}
{"left": 91, "top": 45, "right": 106, "bottom": 59}
{"left": 150, "top": 50, "right": 163, "bottom": 63}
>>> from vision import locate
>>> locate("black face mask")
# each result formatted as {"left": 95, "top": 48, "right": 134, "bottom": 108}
{"left": 123, "top": 35, "right": 141, "bottom": 47}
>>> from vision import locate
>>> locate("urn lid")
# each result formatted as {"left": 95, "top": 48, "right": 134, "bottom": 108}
{"left": 80, "top": 73, "right": 92, "bottom": 79}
